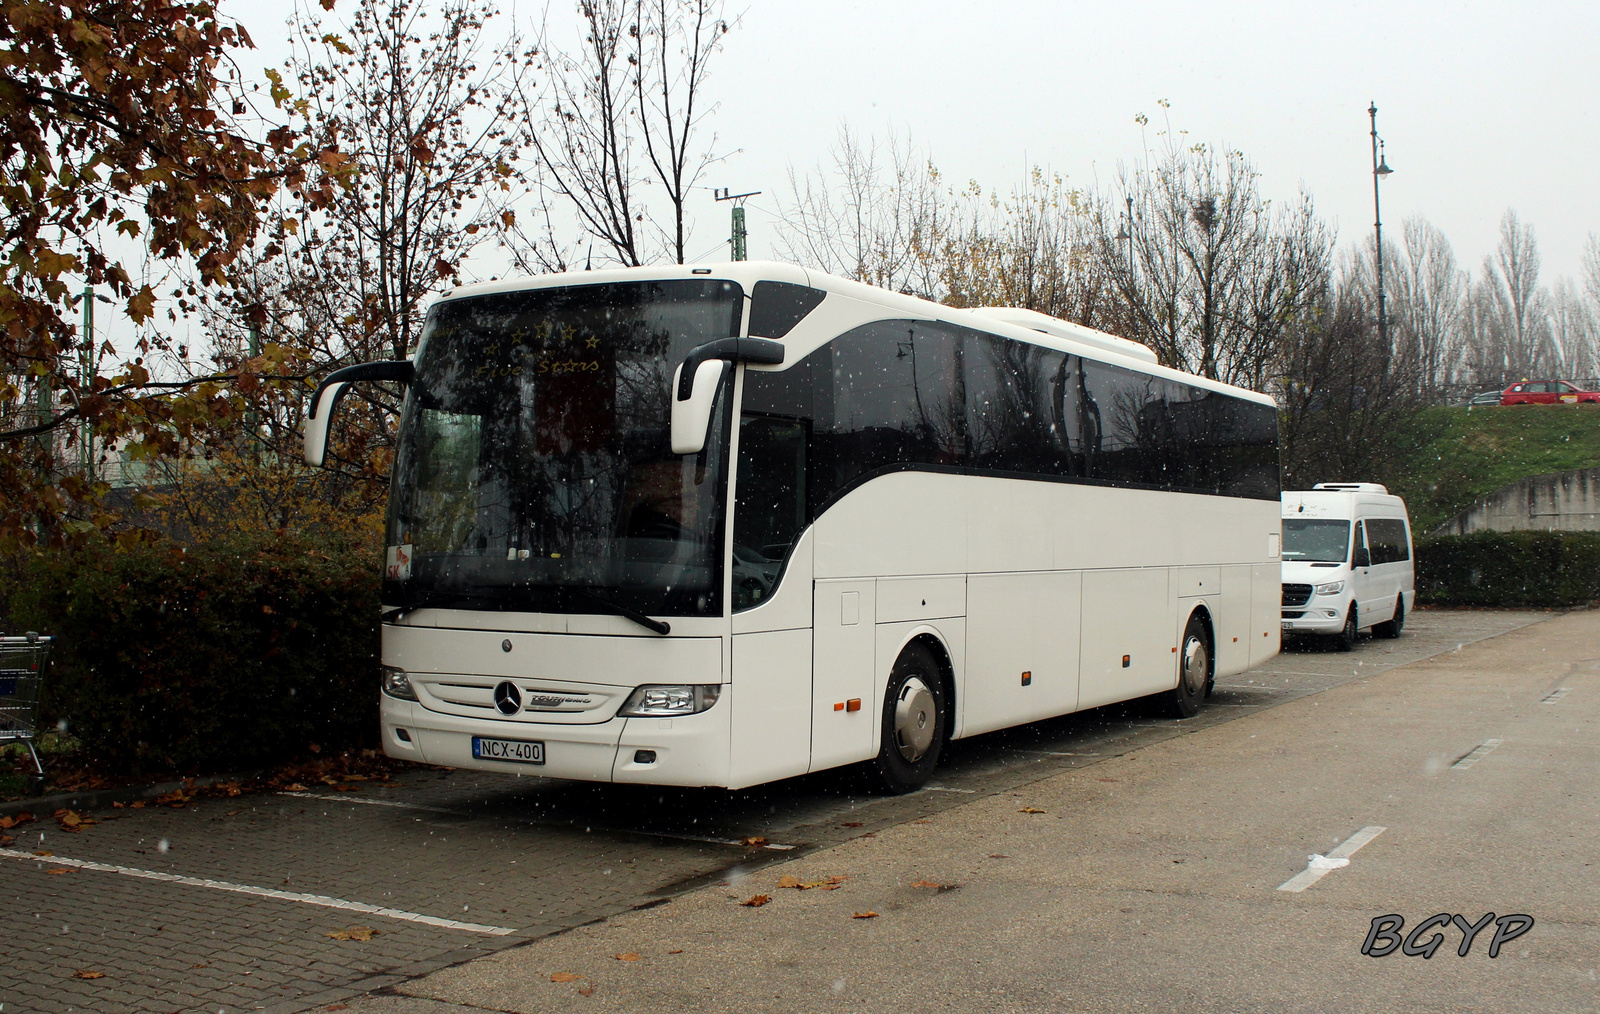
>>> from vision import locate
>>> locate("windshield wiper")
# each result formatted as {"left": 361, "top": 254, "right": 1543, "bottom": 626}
{"left": 568, "top": 589, "right": 671, "bottom": 635}
{"left": 381, "top": 587, "right": 521, "bottom": 623}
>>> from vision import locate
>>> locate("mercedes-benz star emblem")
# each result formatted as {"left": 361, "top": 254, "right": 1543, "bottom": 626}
{"left": 493, "top": 681, "right": 522, "bottom": 716}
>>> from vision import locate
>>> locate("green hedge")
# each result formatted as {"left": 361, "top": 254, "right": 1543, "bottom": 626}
{"left": 1416, "top": 531, "right": 1600, "bottom": 607}
{"left": 3, "top": 535, "right": 381, "bottom": 774}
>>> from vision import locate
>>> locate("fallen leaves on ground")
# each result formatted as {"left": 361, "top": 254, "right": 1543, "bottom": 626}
{"left": 0, "top": 834, "right": 11, "bottom": 846}
{"left": 46, "top": 867, "right": 71, "bottom": 875}
{"left": 778, "top": 874, "right": 847, "bottom": 890}
{"left": 283, "top": 783, "right": 310, "bottom": 792}
{"left": 33, "top": 850, "right": 51, "bottom": 857}
{"left": 839, "top": 821, "right": 863, "bottom": 828}
{"left": 987, "top": 854, "right": 1011, "bottom": 859}
{"left": 70, "top": 970, "right": 105, "bottom": 979}
{"left": 851, "top": 911, "right": 879, "bottom": 919}
{"left": 739, "top": 894, "right": 771, "bottom": 907}
{"left": 0, "top": 812, "right": 34, "bottom": 830}
{"left": 614, "top": 952, "right": 641, "bottom": 961}
{"left": 1018, "top": 807, "right": 1047, "bottom": 814}
{"left": 910, "top": 879, "right": 958, "bottom": 892}
{"left": 667, "top": 949, "right": 684, "bottom": 954}
{"left": 55, "top": 809, "right": 96, "bottom": 831}
{"left": 739, "top": 836, "right": 768, "bottom": 847}
{"left": 578, "top": 986, "right": 596, "bottom": 997}
{"left": 549, "top": 972, "right": 584, "bottom": 983}
{"left": 324, "top": 926, "right": 378, "bottom": 941}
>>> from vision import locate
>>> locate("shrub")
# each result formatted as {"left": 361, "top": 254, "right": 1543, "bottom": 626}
{"left": 3, "top": 533, "right": 381, "bottom": 774}
{"left": 1416, "top": 531, "right": 1600, "bottom": 608}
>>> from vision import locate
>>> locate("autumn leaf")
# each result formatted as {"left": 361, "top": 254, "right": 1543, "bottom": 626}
{"left": 324, "top": 926, "right": 378, "bottom": 941}
{"left": 851, "top": 911, "right": 879, "bottom": 919}
{"left": 46, "top": 868, "right": 72, "bottom": 875}
{"left": 739, "top": 894, "right": 770, "bottom": 907}
{"left": 614, "top": 952, "right": 640, "bottom": 961}
{"left": 549, "top": 972, "right": 583, "bottom": 983}
{"left": 780, "top": 874, "right": 847, "bottom": 890}
{"left": 0, "top": 812, "right": 35, "bottom": 830}
{"left": 777, "top": 875, "right": 803, "bottom": 889}
{"left": 71, "top": 970, "right": 105, "bottom": 979}
{"left": 1019, "top": 807, "right": 1047, "bottom": 814}
{"left": 284, "top": 783, "right": 309, "bottom": 792}
{"left": 578, "top": 986, "right": 596, "bottom": 997}
{"left": 739, "top": 836, "right": 768, "bottom": 847}
{"left": 33, "top": 850, "right": 52, "bottom": 857}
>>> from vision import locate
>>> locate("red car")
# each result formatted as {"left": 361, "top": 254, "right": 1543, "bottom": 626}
{"left": 1500, "top": 381, "right": 1600, "bottom": 405}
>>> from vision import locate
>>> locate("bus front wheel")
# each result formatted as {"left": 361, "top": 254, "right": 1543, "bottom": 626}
{"left": 1166, "top": 614, "right": 1211, "bottom": 719}
{"left": 866, "top": 642, "right": 947, "bottom": 794}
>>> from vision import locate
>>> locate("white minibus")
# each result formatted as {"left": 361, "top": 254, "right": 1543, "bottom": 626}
{"left": 1281, "top": 483, "right": 1415, "bottom": 650}
{"left": 304, "top": 262, "right": 1284, "bottom": 792}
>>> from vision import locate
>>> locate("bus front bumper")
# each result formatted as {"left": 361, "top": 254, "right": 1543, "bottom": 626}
{"left": 379, "top": 694, "right": 731, "bottom": 787}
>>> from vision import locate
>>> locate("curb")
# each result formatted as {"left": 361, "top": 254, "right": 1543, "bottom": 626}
{"left": 0, "top": 771, "right": 253, "bottom": 816}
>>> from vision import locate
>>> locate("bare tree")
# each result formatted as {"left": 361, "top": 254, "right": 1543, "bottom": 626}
{"left": 775, "top": 126, "right": 948, "bottom": 296}
{"left": 1091, "top": 112, "right": 1332, "bottom": 389}
{"left": 524, "top": 0, "right": 733, "bottom": 267}
{"left": 1476, "top": 209, "right": 1551, "bottom": 382}
{"left": 1277, "top": 286, "right": 1424, "bottom": 488}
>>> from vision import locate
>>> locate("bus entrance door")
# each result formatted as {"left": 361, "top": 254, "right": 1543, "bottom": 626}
{"left": 811, "top": 579, "right": 877, "bottom": 771}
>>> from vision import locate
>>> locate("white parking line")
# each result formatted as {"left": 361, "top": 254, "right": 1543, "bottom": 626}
{"left": 1276, "top": 825, "right": 1387, "bottom": 893}
{"left": 280, "top": 791, "right": 797, "bottom": 851}
{"left": 0, "top": 848, "right": 515, "bottom": 935}
{"left": 1451, "top": 738, "right": 1505, "bottom": 770}
{"left": 1542, "top": 688, "right": 1570, "bottom": 704}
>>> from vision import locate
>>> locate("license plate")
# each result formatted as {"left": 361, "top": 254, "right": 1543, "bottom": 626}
{"left": 472, "top": 736, "right": 544, "bottom": 764}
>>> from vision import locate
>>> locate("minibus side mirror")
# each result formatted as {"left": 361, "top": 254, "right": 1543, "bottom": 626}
{"left": 669, "top": 337, "right": 785, "bottom": 455}
{"left": 1354, "top": 546, "right": 1371, "bottom": 568}
{"left": 303, "top": 360, "right": 414, "bottom": 467}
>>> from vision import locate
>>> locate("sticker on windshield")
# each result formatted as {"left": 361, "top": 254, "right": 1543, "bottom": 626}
{"left": 386, "top": 544, "right": 414, "bottom": 582}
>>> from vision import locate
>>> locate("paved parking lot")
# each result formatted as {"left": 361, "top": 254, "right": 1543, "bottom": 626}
{"left": 0, "top": 608, "right": 1551, "bottom": 1013}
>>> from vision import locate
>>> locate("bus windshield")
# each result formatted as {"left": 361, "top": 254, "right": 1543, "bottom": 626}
{"left": 385, "top": 279, "right": 743, "bottom": 618}
{"left": 1281, "top": 519, "right": 1351, "bottom": 563}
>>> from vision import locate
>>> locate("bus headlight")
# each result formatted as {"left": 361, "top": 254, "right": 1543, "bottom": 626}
{"left": 1313, "top": 581, "right": 1345, "bottom": 596}
{"left": 381, "top": 666, "right": 418, "bottom": 701}
{"left": 619, "top": 684, "right": 721, "bottom": 717}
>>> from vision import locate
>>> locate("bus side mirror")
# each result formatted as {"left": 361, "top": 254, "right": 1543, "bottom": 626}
{"left": 670, "top": 359, "right": 727, "bottom": 455}
{"left": 303, "top": 381, "right": 348, "bottom": 467}
{"left": 1354, "top": 547, "right": 1371, "bottom": 568}
{"left": 302, "top": 360, "right": 415, "bottom": 467}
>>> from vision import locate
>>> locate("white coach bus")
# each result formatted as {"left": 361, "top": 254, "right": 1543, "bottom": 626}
{"left": 303, "top": 262, "right": 1283, "bottom": 793}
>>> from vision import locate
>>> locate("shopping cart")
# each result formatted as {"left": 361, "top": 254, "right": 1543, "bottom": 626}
{"left": 0, "top": 633, "right": 52, "bottom": 796}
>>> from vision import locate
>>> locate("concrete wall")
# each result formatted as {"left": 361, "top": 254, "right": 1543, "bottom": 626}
{"left": 1434, "top": 467, "right": 1600, "bottom": 536}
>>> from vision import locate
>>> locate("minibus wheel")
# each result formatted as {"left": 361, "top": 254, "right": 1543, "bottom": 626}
{"left": 1335, "top": 606, "right": 1358, "bottom": 652}
{"left": 1374, "top": 596, "right": 1404, "bottom": 639}
{"left": 1166, "top": 614, "right": 1211, "bottom": 719}
{"left": 866, "top": 642, "right": 947, "bottom": 794}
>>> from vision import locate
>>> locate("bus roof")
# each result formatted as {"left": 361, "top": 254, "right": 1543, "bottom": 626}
{"left": 436, "top": 261, "right": 1276, "bottom": 409}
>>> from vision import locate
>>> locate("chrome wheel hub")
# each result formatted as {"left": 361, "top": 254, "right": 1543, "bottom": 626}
{"left": 894, "top": 676, "right": 936, "bottom": 762}
{"left": 1182, "top": 636, "right": 1208, "bottom": 696}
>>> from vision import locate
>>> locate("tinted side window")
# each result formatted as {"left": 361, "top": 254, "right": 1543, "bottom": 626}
{"left": 1366, "top": 518, "right": 1410, "bottom": 564}
{"left": 749, "top": 281, "right": 826, "bottom": 339}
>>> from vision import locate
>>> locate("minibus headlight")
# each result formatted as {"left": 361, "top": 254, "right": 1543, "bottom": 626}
{"left": 1313, "top": 580, "right": 1345, "bottom": 596}
{"left": 381, "top": 666, "right": 418, "bottom": 701}
{"left": 619, "top": 684, "right": 721, "bottom": 717}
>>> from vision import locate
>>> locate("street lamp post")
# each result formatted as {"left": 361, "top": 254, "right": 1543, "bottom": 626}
{"left": 1369, "top": 102, "right": 1393, "bottom": 349}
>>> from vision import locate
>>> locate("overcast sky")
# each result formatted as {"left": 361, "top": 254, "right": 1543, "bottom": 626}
{"left": 228, "top": 0, "right": 1600, "bottom": 284}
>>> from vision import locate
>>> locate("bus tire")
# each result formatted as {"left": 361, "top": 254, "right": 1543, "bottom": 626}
{"left": 1166, "top": 614, "right": 1210, "bottom": 719}
{"left": 1374, "top": 596, "right": 1404, "bottom": 639}
{"left": 865, "top": 642, "right": 947, "bottom": 794}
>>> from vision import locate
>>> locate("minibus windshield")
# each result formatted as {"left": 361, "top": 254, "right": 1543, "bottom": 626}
{"left": 1282, "top": 519, "right": 1352, "bottom": 563}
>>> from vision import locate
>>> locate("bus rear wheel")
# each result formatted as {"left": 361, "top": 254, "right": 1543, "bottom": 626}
{"left": 865, "top": 642, "right": 947, "bottom": 794}
{"left": 1165, "top": 614, "right": 1211, "bottom": 719}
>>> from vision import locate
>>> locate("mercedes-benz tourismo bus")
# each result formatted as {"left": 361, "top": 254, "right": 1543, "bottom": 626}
{"left": 303, "top": 262, "right": 1283, "bottom": 793}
